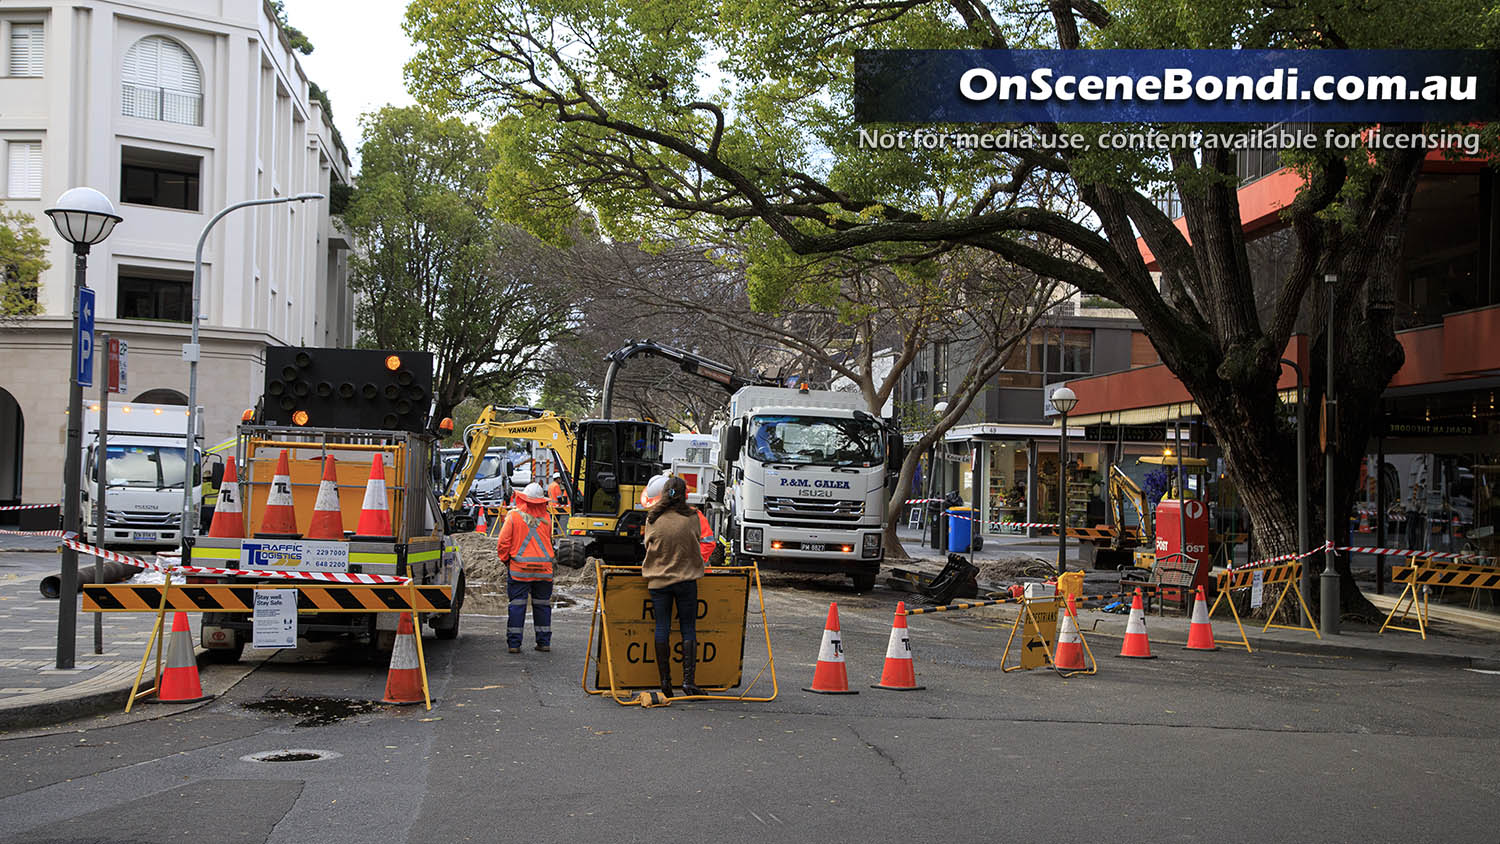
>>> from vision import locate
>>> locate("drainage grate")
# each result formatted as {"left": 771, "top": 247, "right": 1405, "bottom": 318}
{"left": 241, "top": 749, "right": 342, "bottom": 763}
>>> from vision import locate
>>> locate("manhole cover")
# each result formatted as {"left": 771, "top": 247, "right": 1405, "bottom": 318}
{"left": 240, "top": 749, "right": 342, "bottom": 763}
{"left": 241, "top": 696, "right": 384, "bottom": 727}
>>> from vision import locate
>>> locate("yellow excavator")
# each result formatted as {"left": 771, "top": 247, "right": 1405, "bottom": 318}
{"left": 438, "top": 405, "right": 668, "bottom": 567}
{"left": 1093, "top": 456, "right": 1212, "bottom": 569}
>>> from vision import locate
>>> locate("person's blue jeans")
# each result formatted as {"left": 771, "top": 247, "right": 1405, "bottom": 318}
{"left": 507, "top": 578, "right": 552, "bottom": 649}
{"left": 647, "top": 580, "right": 698, "bottom": 644}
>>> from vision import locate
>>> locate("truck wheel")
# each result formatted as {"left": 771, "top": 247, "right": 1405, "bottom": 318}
{"left": 435, "top": 573, "right": 465, "bottom": 640}
{"left": 554, "top": 537, "right": 589, "bottom": 569}
{"left": 850, "top": 572, "right": 877, "bottom": 593}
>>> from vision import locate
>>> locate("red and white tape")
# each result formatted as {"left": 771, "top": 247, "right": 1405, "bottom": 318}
{"left": 62, "top": 537, "right": 411, "bottom": 584}
{"left": 1337, "top": 546, "right": 1497, "bottom": 564}
{"left": 0, "top": 528, "right": 67, "bottom": 537}
{"left": 0, "top": 503, "right": 54, "bottom": 511}
{"left": 1229, "top": 541, "right": 1334, "bottom": 571}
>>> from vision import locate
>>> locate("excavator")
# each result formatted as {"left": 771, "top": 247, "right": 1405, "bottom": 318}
{"left": 1093, "top": 455, "right": 1214, "bottom": 569}
{"left": 438, "top": 405, "right": 668, "bottom": 567}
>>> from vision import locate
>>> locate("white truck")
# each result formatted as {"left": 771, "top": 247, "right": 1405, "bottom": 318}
{"left": 714, "top": 386, "right": 901, "bottom": 591}
{"left": 663, "top": 431, "right": 719, "bottom": 507}
{"left": 80, "top": 402, "right": 205, "bottom": 548}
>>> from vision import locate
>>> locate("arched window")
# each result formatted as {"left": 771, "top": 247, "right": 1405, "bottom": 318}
{"left": 121, "top": 36, "right": 202, "bottom": 126}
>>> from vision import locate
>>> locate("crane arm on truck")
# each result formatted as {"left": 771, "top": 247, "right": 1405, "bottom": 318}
{"left": 600, "top": 340, "right": 777, "bottom": 419}
{"left": 439, "top": 406, "right": 578, "bottom": 513}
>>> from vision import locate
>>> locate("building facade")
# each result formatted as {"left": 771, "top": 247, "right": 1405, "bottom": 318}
{"left": 0, "top": 0, "right": 353, "bottom": 511}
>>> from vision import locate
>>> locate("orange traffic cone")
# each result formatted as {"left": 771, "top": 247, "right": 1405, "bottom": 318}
{"left": 872, "top": 601, "right": 924, "bottom": 691}
{"left": 206, "top": 456, "right": 245, "bottom": 538}
{"left": 353, "top": 454, "right": 394, "bottom": 540}
{"left": 382, "top": 613, "right": 426, "bottom": 706}
{"left": 804, "top": 602, "right": 858, "bottom": 694}
{"left": 475, "top": 506, "right": 488, "bottom": 535}
{"left": 256, "top": 449, "right": 301, "bottom": 538}
{"left": 305, "top": 455, "right": 345, "bottom": 540}
{"left": 155, "top": 612, "right": 211, "bottom": 703}
{"left": 1054, "top": 594, "right": 1088, "bottom": 671}
{"left": 1118, "top": 588, "right": 1156, "bottom": 659}
{"left": 1185, "top": 585, "right": 1220, "bottom": 651}
{"left": 1357, "top": 510, "right": 1371, "bottom": 533}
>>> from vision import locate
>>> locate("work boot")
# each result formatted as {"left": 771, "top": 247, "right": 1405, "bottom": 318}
{"left": 654, "top": 640, "right": 673, "bottom": 698}
{"left": 681, "top": 640, "right": 705, "bottom": 697}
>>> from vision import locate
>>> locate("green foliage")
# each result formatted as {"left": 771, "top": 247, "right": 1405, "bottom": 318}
{"left": 307, "top": 82, "right": 347, "bottom": 159}
{"left": 269, "top": 0, "right": 314, "bottom": 55}
{"left": 0, "top": 203, "right": 49, "bottom": 318}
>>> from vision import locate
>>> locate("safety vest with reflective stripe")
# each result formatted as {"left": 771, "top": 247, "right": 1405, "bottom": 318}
{"left": 548, "top": 481, "right": 571, "bottom": 514}
{"left": 504, "top": 511, "right": 554, "bottom": 580}
{"left": 697, "top": 511, "right": 715, "bottom": 564}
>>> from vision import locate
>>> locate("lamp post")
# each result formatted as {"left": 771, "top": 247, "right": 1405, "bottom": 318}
{"left": 929, "top": 400, "right": 949, "bottom": 550}
{"left": 44, "top": 187, "right": 122, "bottom": 670}
{"left": 181, "top": 193, "right": 323, "bottom": 544}
{"left": 1279, "top": 357, "right": 1310, "bottom": 627}
{"left": 1321, "top": 273, "right": 1341, "bottom": 635}
{"left": 1050, "top": 386, "right": 1078, "bottom": 577}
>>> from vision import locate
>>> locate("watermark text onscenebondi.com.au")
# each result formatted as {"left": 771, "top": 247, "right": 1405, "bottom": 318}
{"left": 855, "top": 127, "right": 1483, "bottom": 155}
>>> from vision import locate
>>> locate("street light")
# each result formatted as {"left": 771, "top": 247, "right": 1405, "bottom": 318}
{"left": 181, "top": 193, "right": 324, "bottom": 544}
{"left": 1321, "top": 273, "right": 1340, "bottom": 635}
{"left": 1049, "top": 385, "right": 1078, "bottom": 577}
{"left": 1280, "top": 357, "right": 1310, "bottom": 628}
{"left": 929, "top": 400, "right": 950, "bottom": 550}
{"left": 44, "top": 187, "right": 122, "bottom": 670}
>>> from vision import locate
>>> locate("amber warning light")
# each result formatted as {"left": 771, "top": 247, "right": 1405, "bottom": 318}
{"left": 292, "top": 410, "right": 310, "bottom": 426}
{"left": 385, "top": 355, "right": 402, "bottom": 372}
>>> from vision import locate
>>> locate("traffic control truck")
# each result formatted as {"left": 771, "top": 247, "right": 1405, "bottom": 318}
{"left": 188, "top": 347, "right": 464, "bottom": 660}
{"left": 713, "top": 385, "right": 902, "bottom": 591}
{"left": 80, "top": 402, "right": 210, "bottom": 548}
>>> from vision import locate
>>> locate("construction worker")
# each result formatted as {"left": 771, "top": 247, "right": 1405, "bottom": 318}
{"left": 547, "top": 472, "right": 571, "bottom": 514}
{"left": 497, "top": 482, "right": 553, "bottom": 654}
{"left": 640, "top": 473, "right": 707, "bottom": 698}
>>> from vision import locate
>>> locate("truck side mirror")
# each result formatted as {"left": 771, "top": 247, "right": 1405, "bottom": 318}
{"left": 723, "top": 423, "right": 744, "bottom": 463}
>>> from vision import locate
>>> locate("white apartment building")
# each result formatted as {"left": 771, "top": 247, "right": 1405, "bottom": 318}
{"left": 0, "top": 0, "right": 354, "bottom": 511}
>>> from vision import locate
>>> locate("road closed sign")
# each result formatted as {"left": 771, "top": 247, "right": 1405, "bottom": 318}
{"left": 595, "top": 571, "right": 749, "bottom": 690}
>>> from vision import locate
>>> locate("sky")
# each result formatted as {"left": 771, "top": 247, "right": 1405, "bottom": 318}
{"left": 283, "top": 0, "right": 417, "bottom": 171}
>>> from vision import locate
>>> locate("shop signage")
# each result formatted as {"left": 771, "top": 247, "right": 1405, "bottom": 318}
{"left": 1380, "top": 417, "right": 1484, "bottom": 437}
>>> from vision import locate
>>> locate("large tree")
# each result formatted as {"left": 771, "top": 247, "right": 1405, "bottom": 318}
{"left": 345, "top": 106, "right": 577, "bottom": 420}
{"left": 404, "top": 0, "right": 1498, "bottom": 612}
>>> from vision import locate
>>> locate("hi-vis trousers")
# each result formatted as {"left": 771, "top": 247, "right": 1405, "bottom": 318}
{"left": 506, "top": 577, "right": 553, "bottom": 649}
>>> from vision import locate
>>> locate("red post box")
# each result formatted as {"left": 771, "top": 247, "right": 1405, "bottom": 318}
{"left": 1154, "top": 499, "right": 1210, "bottom": 601}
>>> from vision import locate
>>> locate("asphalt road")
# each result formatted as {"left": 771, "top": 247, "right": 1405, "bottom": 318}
{"left": 0, "top": 577, "right": 1496, "bottom": 844}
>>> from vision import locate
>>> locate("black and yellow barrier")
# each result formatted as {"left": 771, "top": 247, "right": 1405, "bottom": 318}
{"left": 1382, "top": 559, "right": 1500, "bottom": 639}
{"left": 1208, "top": 560, "right": 1318, "bottom": 652}
{"left": 84, "top": 583, "right": 453, "bottom": 613}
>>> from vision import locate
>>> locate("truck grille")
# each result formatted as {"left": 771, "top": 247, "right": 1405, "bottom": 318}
{"left": 107, "top": 509, "right": 181, "bottom": 527}
{"left": 763, "top": 496, "right": 865, "bottom": 521}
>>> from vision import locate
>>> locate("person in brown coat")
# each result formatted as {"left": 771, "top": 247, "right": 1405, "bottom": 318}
{"left": 640, "top": 474, "right": 707, "bottom": 698}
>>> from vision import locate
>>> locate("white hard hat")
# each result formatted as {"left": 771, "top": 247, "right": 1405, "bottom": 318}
{"left": 516, "top": 482, "right": 547, "bottom": 504}
{"left": 640, "top": 472, "right": 672, "bottom": 509}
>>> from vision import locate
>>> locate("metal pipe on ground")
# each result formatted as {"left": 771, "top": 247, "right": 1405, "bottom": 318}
{"left": 40, "top": 560, "right": 142, "bottom": 598}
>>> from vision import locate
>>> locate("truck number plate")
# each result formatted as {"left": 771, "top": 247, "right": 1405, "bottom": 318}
{"left": 804, "top": 543, "right": 825, "bottom": 552}
{"left": 133, "top": 531, "right": 158, "bottom": 541}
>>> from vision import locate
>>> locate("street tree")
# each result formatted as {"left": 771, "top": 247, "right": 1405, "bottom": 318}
{"left": 0, "top": 203, "right": 49, "bottom": 320}
{"left": 404, "top": 0, "right": 1498, "bottom": 609}
{"left": 344, "top": 106, "right": 577, "bottom": 421}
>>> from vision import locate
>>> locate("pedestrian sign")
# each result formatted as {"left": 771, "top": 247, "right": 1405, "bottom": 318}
{"left": 77, "top": 286, "right": 95, "bottom": 386}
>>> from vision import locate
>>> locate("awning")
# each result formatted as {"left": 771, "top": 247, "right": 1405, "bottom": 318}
{"left": 1067, "top": 389, "right": 1298, "bottom": 428}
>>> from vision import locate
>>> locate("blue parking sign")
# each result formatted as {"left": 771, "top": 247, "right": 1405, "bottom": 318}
{"left": 77, "top": 286, "right": 95, "bottom": 386}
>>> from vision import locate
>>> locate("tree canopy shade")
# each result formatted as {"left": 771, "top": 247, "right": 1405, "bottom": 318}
{"left": 0, "top": 203, "right": 49, "bottom": 319}
{"left": 404, "top": 0, "right": 1500, "bottom": 608}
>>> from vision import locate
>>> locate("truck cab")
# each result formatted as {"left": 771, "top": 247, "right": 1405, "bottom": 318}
{"left": 81, "top": 403, "right": 204, "bottom": 548}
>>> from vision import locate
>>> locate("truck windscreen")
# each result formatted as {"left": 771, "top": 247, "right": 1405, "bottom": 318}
{"left": 747, "top": 416, "right": 883, "bottom": 467}
{"left": 102, "top": 445, "right": 188, "bottom": 488}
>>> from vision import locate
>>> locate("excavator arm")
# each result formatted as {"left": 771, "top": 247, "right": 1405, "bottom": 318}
{"left": 600, "top": 340, "right": 776, "bottom": 419}
{"left": 438, "top": 405, "right": 578, "bottom": 513}
{"left": 1108, "top": 464, "right": 1152, "bottom": 549}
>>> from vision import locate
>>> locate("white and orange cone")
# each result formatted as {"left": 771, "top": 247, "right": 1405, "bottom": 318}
{"left": 1185, "top": 585, "right": 1220, "bottom": 651}
{"left": 353, "top": 454, "right": 394, "bottom": 540}
{"left": 804, "top": 602, "right": 858, "bottom": 695}
{"left": 872, "top": 601, "right": 924, "bottom": 691}
{"left": 255, "top": 449, "right": 300, "bottom": 538}
{"left": 475, "top": 506, "right": 488, "bottom": 535}
{"left": 1118, "top": 587, "right": 1156, "bottom": 659}
{"left": 155, "top": 612, "right": 211, "bottom": 703}
{"left": 206, "top": 456, "right": 245, "bottom": 538}
{"left": 305, "top": 455, "right": 344, "bottom": 540}
{"left": 1054, "top": 594, "right": 1088, "bottom": 671}
{"left": 382, "top": 613, "right": 426, "bottom": 706}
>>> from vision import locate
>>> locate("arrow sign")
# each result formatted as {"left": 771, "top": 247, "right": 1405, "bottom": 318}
{"left": 77, "top": 287, "right": 95, "bottom": 387}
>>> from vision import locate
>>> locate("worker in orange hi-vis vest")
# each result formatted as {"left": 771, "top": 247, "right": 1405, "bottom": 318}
{"left": 547, "top": 472, "right": 571, "bottom": 514}
{"left": 497, "top": 482, "right": 554, "bottom": 654}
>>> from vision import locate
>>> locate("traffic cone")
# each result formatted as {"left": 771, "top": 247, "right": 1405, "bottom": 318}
{"left": 155, "top": 612, "right": 211, "bottom": 703}
{"left": 206, "top": 456, "right": 245, "bottom": 538}
{"left": 475, "top": 507, "right": 488, "bottom": 535}
{"left": 1358, "top": 510, "right": 1371, "bottom": 533}
{"left": 1118, "top": 587, "right": 1156, "bottom": 659}
{"left": 255, "top": 449, "right": 301, "bottom": 538}
{"left": 382, "top": 613, "right": 426, "bottom": 706}
{"left": 872, "top": 601, "right": 924, "bottom": 691}
{"left": 353, "top": 454, "right": 394, "bottom": 540}
{"left": 1185, "top": 585, "right": 1220, "bottom": 651}
{"left": 1054, "top": 594, "right": 1087, "bottom": 671}
{"left": 305, "top": 455, "right": 345, "bottom": 540}
{"left": 804, "top": 602, "right": 858, "bottom": 694}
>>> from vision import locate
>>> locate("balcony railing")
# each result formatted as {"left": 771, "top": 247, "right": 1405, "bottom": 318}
{"left": 122, "top": 83, "right": 202, "bottom": 126}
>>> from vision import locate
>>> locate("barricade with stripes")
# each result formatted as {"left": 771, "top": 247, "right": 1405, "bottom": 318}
{"left": 84, "top": 582, "right": 453, "bottom": 613}
{"left": 1209, "top": 558, "right": 1319, "bottom": 652}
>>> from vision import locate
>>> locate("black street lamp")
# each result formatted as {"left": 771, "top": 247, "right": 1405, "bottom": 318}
{"left": 44, "top": 187, "right": 122, "bottom": 671}
{"left": 1050, "top": 386, "right": 1078, "bottom": 577}
{"left": 1321, "top": 273, "right": 1341, "bottom": 635}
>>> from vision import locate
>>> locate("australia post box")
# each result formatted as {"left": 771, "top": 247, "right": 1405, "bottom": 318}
{"left": 1154, "top": 499, "right": 1210, "bottom": 601}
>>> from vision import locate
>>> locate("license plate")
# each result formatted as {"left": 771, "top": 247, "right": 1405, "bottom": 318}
{"left": 133, "top": 531, "right": 158, "bottom": 541}
{"left": 804, "top": 543, "right": 826, "bottom": 552}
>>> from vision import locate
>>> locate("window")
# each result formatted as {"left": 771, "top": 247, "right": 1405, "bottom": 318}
{"left": 5, "top": 141, "right": 41, "bottom": 199}
{"left": 8, "top": 23, "right": 43, "bottom": 77}
{"left": 120, "top": 146, "right": 200, "bottom": 210}
{"left": 117, "top": 270, "right": 191, "bottom": 322}
{"left": 121, "top": 36, "right": 202, "bottom": 125}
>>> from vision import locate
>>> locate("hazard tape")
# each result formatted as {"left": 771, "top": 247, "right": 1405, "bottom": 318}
{"left": 1228, "top": 541, "right": 1333, "bottom": 571}
{"left": 83, "top": 582, "right": 451, "bottom": 613}
{"left": 0, "top": 528, "right": 68, "bottom": 537}
{"left": 0, "top": 503, "right": 54, "bottom": 511}
{"left": 61, "top": 537, "right": 411, "bottom": 585}
{"left": 1337, "top": 546, "right": 1497, "bottom": 563}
